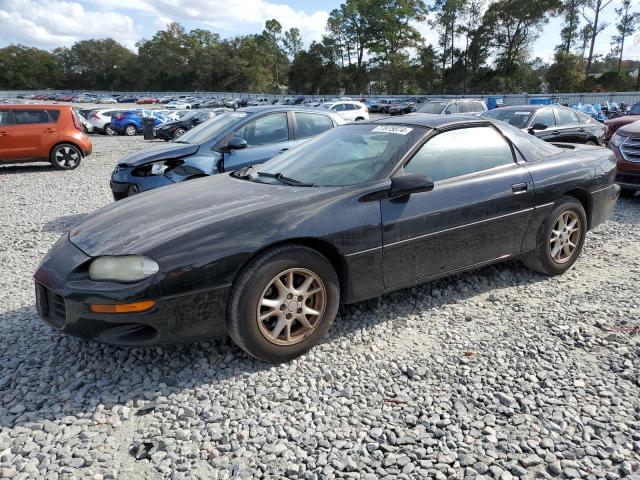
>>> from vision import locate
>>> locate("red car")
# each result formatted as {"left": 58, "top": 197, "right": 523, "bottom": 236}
{"left": 136, "top": 97, "right": 159, "bottom": 105}
{"left": 603, "top": 102, "right": 640, "bottom": 144}
{"left": 606, "top": 119, "right": 640, "bottom": 197}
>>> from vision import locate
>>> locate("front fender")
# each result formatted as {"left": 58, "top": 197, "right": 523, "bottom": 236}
{"left": 164, "top": 154, "right": 222, "bottom": 182}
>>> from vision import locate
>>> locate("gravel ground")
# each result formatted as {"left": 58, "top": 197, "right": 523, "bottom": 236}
{"left": 0, "top": 135, "right": 639, "bottom": 480}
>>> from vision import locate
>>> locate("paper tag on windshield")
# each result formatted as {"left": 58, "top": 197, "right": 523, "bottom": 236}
{"left": 372, "top": 126, "right": 413, "bottom": 135}
{"left": 231, "top": 113, "right": 246, "bottom": 117}
{"left": 515, "top": 111, "right": 531, "bottom": 115}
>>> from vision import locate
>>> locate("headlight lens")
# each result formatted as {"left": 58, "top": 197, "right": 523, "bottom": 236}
{"left": 610, "top": 133, "right": 627, "bottom": 147}
{"left": 150, "top": 163, "right": 169, "bottom": 175}
{"left": 89, "top": 256, "right": 159, "bottom": 282}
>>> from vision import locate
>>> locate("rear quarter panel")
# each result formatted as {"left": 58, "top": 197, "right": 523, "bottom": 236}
{"left": 522, "top": 147, "right": 617, "bottom": 251}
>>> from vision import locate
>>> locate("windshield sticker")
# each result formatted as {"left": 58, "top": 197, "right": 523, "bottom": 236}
{"left": 514, "top": 111, "right": 531, "bottom": 115}
{"left": 231, "top": 113, "right": 246, "bottom": 117}
{"left": 372, "top": 126, "right": 413, "bottom": 135}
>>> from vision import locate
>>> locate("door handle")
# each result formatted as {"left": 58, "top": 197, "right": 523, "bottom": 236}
{"left": 552, "top": 130, "right": 560, "bottom": 135}
{"left": 578, "top": 128, "right": 586, "bottom": 132}
{"left": 0, "top": 131, "right": 8, "bottom": 136}
{"left": 43, "top": 128, "right": 55, "bottom": 133}
{"left": 278, "top": 148, "right": 289, "bottom": 154}
{"left": 512, "top": 182, "right": 528, "bottom": 193}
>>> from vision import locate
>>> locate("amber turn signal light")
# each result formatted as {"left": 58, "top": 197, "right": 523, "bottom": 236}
{"left": 90, "top": 300, "right": 156, "bottom": 314}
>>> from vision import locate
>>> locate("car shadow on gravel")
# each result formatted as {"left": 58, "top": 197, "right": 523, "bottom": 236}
{"left": 41, "top": 213, "right": 88, "bottom": 234}
{"left": 0, "top": 260, "right": 547, "bottom": 428}
{"left": 0, "top": 164, "right": 59, "bottom": 174}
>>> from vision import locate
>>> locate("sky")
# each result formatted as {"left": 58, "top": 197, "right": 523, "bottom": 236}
{"left": 2, "top": 0, "right": 640, "bottom": 62}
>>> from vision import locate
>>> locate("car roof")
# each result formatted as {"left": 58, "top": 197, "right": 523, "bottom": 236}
{"left": 371, "top": 113, "right": 484, "bottom": 129}
{"left": 493, "top": 105, "right": 551, "bottom": 111}
{"left": 2, "top": 104, "right": 71, "bottom": 110}
{"left": 238, "top": 105, "right": 337, "bottom": 114}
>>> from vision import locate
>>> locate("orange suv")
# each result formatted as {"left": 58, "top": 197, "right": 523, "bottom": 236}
{"left": 0, "top": 105, "right": 92, "bottom": 169}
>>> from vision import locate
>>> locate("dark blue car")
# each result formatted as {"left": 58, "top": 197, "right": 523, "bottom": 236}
{"left": 112, "top": 110, "right": 169, "bottom": 136}
{"left": 110, "top": 106, "right": 345, "bottom": 200}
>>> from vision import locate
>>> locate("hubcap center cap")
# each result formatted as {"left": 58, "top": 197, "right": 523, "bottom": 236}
{"left": 284, "top": 299, "right": 299, "bottom": 314}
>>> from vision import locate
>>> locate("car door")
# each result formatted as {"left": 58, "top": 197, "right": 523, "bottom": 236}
{"left": 528, "top": 107, "right": 557, "bottom": 142}
{"left": 9, "top": 109, "right": 57, "bottom": 160}
{"left": 554, "top": 107, "right": 586, "bottom": 143}
{"left": 223, "top": 112, "right": 297, "bottom": 171}
{"left": 381, "top": 125, "right": 535, "bottom": 288}
{"left": 0, "top": 108, "right": 17, "bottom": 160}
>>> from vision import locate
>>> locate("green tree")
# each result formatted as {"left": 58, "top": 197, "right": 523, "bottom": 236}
{"left": 557, "top": 0, "right": 584, "bottom": 53}
{"left": 283, "top": 28, "right": 303, "bottom": 58}
{"left": 546, "top": 51, "right": 586, "bottom": 91}
{"left": 581, "top": 0, "right": 614, "bottom": 73}
{"left": 611, "top": 0, "right": 640, "bottom": 71}
{"left": 0, "top": 45, "right": 61, "bottom": 89}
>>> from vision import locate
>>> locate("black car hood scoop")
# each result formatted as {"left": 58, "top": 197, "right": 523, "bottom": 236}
{"left": 119, "top": 142, "right": 200, "bottom": 167}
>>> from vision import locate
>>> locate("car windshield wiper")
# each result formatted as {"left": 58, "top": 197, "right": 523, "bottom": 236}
{"left": 256, "top": 171, "right": 314, "bottom": 187}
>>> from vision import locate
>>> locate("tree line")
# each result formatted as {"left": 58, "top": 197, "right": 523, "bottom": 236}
{"left": 1, "top": 0, "right": 640, "bottom": 95}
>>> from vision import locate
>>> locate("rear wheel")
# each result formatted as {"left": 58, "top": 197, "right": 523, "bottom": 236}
{"left": 228, "top": 245, "right": 340, "bottom": 362}
{"left": 104, "top": 123, "right": 115, "bottom": 136}
{"left": 50, "top": 144, "right": 82, "bottom": 170}
{"left": 124, "top": 124, "right": 137, "bottom": 136}
{"left": 521, "top": 196, "right": 587, "bottom": 275}
{"left": 174, "top": 128, "right": 186, "bottom": 138}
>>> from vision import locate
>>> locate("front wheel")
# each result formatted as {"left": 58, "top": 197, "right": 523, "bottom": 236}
{"left": 521, "top": 196, "right": 587, "bottom": 275}
{"left": 50, "top": 144, "right": 82, "bottom": 170}
{"left": 228, "top": 245, "right": 340, "bottom": 362}
{"left": 174, "top": 128, "right": 186, "bottom": 138}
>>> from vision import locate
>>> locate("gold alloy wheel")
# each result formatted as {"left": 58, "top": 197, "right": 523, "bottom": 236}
{"left": 257, "top": 268, "right": 326, "bottom": 346}
{"left": 549, "top": 210, "right": 581, "bottom": 264}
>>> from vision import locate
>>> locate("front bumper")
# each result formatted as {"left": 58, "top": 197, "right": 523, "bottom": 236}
{"left": 110, "top": 166, "right": 175, "bottom": 200}
{"left": 34, "top": 234, "right": 229, "bottom": 346}
{"left": 154, "top": 129, "right": 173, "bottom": 140}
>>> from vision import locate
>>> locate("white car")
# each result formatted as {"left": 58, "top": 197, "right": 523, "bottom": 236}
{"left": 166, "top": 98, "right": 196, "bottom": 109}
{"left": 248, "top": 97, "right": 270, "bottom": 106}
{"left": 86, "top": 108, "right": 126, "bottom": 135}
{"left": 322, "top": 101, "right": 369, "bottom": 122}
{"left": 98, "top": 97, "right": 118, "bottom": 104}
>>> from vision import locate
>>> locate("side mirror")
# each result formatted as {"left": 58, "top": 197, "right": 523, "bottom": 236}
{"left": 227, "top": 137, "right": 248, "bottom": 150}
{"left": 192, "top": 118, "right": 201, "bottom": 125}
{"left": 529, "top": 123, "right": 548, "bottom": 131}
{"left": 389, "top": 173, "right": 434, "bottom": 199}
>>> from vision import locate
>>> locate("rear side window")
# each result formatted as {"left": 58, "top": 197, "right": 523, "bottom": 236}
{"left": 405, "top": 126, "right": 514, "bottom": 181}
{"left": 13, "top": 110, "right": 53, "bottom": 124}
{"left": 444, "top": 103, "right": 458, "bottom": 114}
{"left": 0, "top": 110, "right": 10, "bottom": 125}
{"left": 474, "top": 102, "right": 485, "bottom": 112}
{"left": 556, "top": 108, "right": 579, "bottom": 125}
{"left": 295, "top": 112, "right": 334, "bottom": 138}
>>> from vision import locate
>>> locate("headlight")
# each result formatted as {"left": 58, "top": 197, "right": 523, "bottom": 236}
{"left": 150, "top": 162, "right": 169, "bottom": 175}
{"left": 610, "top": 133, "right": 627, "bottom": 147}
{"left": 89, "top": 256, "right": 159, "bottom": 282}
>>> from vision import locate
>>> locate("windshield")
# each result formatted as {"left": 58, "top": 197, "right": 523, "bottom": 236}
{"left": 248, "top": 124, "right": 427, "bottom": 187}
{"left": 177, "top": 111, "right": 247, "bottom": 144}
{"left": 417, "top": 101, "right": 448, "bottom": 114}
{"left": 482, "top": 109, "right": 533, "bottom": 129}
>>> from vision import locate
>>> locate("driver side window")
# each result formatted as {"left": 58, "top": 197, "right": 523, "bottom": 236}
{"left": 234, "top": 113, "right": 289, "bottom": 146}
{"left": 404, "top": 127, "right": 514, "bottom": 182}
{"left": 531, "top": 108, "right": 556, "bottom": 127}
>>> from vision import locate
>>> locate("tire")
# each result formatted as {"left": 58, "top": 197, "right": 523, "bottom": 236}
{"left": 228, "top": 245, "right": 340, "bottom": 362}
{"left": 620, "top": 188, "right": 637, "bottom": 198}
{"left": 104, "top": 123, "right": 116, "bottom": 136}
{"left": 124, "top": 124, "right": 137, "bottom": 136}
{"left": 50, "top": 144, "right": 82, "bottom": 170}
{"left": 174, "top": 128, "right": 186, "bottom": 138}
{"left": 521, "top": 196, "right": 587, "bottom": 275}
{"left": 355, "top": 117, "right": 364, "bottom": 121}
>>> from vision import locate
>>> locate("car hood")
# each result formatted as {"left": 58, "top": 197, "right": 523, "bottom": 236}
{"left": 118, "top": 142, "right": 200, "bottom": 167}
{"left": 69, "top": 174, "right": 337, "bottom": 257}
{"left": 604, "top": 115, "right": 640, "bottom": 126}
{"left": 615, "top": 119, "right": 640, "bottom": 136}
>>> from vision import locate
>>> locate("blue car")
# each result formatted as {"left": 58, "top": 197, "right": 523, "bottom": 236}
{"left": 110, "top": 106, "right": 346, "bottom": 200}
{"left": 112, "top": 110, "right": 168, "bottom": 136}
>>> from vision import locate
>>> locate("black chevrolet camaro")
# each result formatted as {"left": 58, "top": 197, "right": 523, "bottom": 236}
{"left": 34, "top": 115, "right": 620, "bottom": 362}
